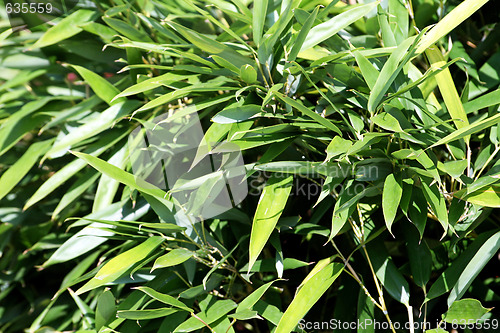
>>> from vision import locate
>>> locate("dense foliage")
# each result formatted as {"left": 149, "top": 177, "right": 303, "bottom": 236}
{"left": 0, "top": 0, "right": 499, "bottom": 332}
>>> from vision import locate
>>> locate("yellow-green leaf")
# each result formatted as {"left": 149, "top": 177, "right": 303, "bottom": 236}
{"left": 152, "top": 249, "right": 193, "bottom": 271}
{"left": 416, "top": 0, "right": 490, "bottom": 54}
{"left": 382, "top": 173, "right": 402, "bottom": 234}
{"left": 75, "top": 236, "right": 164, "bottom": 295}
{"left": 249, "top": 175, "right": 293, "bottom": 271}
{"left": 426, "top": 47, "right": 469, "bottom": 142}
{"left": 275, "top": 261, "right": 343, "bottom": 333}
{"left": 30, "top": 10, "right": 97, "bottom": 49}
{"left": 71, "top": 65, "right": 124, "bottom": 106}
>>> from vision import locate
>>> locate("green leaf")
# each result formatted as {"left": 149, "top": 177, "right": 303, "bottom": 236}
{"left": 404, "top": 226, "right": 432, "bottom": 288}
{"left": 152, "top": 249, "right": 193, "bottom": 271}
{"left": 441, "top": 160, "right": 468, "bottom": 179}
{"left": 30, "top": 10, "right": 97, "bottom": 49}
{"left": 212, "top": 105, "right": 261, "bottom": 124}
{"left": 165, "top": 20, "right": 253, "bottom": 69}
{"left": 0, "top": 98, "right": 51, "bottom": 157}
{"left": 68, "top": 289, "right": 95, "bottom": 329}
{"left": 135, "top": 287, "right": 193, "bottom": 312}
{"left": 382, "top": 173, "right": 402, "bottom": 234}
{"left": 102, "top": 16, "right": 154, "bottom": 42}
{"left": 367, "top": 240, "right": 410, "bottom": 306}
{"left": 0, "top": 69, "right": 47, "bottom": 92}
{"left": 71, "top": 151, "right": 168, "bottom": 199}
{"left": 174, "top": 299, "right": 237, "bottom": 332}
{"left": 416, "top": 0, "right": 490, "bottom": 54}
{"left": 372, "top": 113, "right": 403, "bottom": 132}
{"left": 0, "top": 140, "right": 52, "bottom": 201}
{"left": 229, "top": 309, "right": 261, "bottom": 320}
{"left": 75, "top": 236, "right": 164, "bottom": 295}
{"left": 71, "top": 65, "right": 124, "bottom": 106}
{"left": 95, "top": 290, "right": 116, "bottom": 330}
{"left": 273, "top": 92, "right": 342, "bottom": 135}
{"left": 463, "top": 88, "right": 500, "bottom": 114}
{"left": 388, "top": 0, "right": 408, "bottom": 43}
{"left": 426, "top": 47, "right": 469, "bottom": 142}
{"left": 368, "top": 35, "right": 416, "bottom": 113}
{"left": 52, "top": 170, "right": 100, "bottom": 220}
{"left": 117, "top": 308, "right": 178, "bottom": 320}
{"left": 443, "top": 299, "right": 492, "bottom": 323}
{"left": 325, "top": 136, "right": 352, "bottom": 161}
{"left": 24, "top": 132, "right": 126, "bottom": 210}
{"left": 252, "top": 0, "right": 268, "bottom": 46}
{"left": 447, "top": 231, "right": 500, "bottom": 306}
{"left": 288, "top": 6, "right": 319, "bottom": 63}
{"left": 92, "top": 144, "right": 128, "bottom": 213}
{"left": 113, "top": 73, "right": 197, "bottom": 100}
{"left": 275, "top": 260, "right": 343, "bottom": 333}
{"left": 46, "top": 100, "right": 140, "bottom": 158}
{"left": 425, "top": 231, "right": 500, "bottom": 304}
{"left": 249, "top": 175, "right": 293, "bottom": 271}
{"left": 421, "top": 180, "right": 449, "bottom": 236}
{"left": 461, "top": 185, "right": 500, "bottom": 207}
{"left": 236, "top": 280, "right": 276, "bottom": 312}
{"left": 42, "top": 201, "right": 150, "bottom": 267}
{"left": 353, "top": 49, "right": 379, "bottom": 90}
{"left": 300, "top": 2, "right": 380, "bottom": 52}
{"left": 431, "top": 112, "right": 500, "bottom": 148}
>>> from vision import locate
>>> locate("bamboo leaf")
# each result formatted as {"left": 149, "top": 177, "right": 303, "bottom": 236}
{"left": 117, "top": 308, "right": 178, "bottom": 320}
{"left": 443, "top": 299, "right": 492, "bottom": 323}
{"left": 0, "top": 140, "right": 52, "bottom": 201}
{"left": 152, "top": 249, "right": 193, "bottom": 271}
{"left": 95, "top": 290, "right": 116, "bottom": 330}
{"left": 382, "top": 173, "right": 402, "bottom": 234}
{"left": 75, "top": 236, "right": 164, "bottom": 295}
{"left": 426, "top": 47, "right": 469, "bottom": 142}
{"left": 252, "top": 0, "right": 268, "bottom": 46}
{"left": 275, "top": 260, "right": 343, "bottom": 333}
{"left": 249, "top": 175, "right": 293, "bottom": 271}
{"left": 300, "top": 2, "right": 380, "bottom": 52}
{"left": 71, "top": 151, "right": 168, "bottom": 199}
{"left": 71, "top": 65, "right": 124, "bottom": 106}
{"left": 273, "top": 92, "right": 342, "bottom": 135}
{"left": 46, "top": 100, "right": 140, "bottom": 158}
{"left": 135, "top": 287, "right": 193, "bottom": 312}
{"left": 368, "top": 36, "right": 416, "bottom": 113}
{"left": 288, "top": 6, "right": 319, "bottom": 63}
{"left": 416, "top": 0, "right": 490, "bottom": 54}
{"left": 30, "top": 10, "right": 97, "bottom": 49}
{"left": 431, "top": 112, "right": 500, "bottom": 148}
{"left": 425, "top": 231, "right": 500, "bottom": 303}
{"left": 461, "top": 186, "right": 500, "bottom": 207}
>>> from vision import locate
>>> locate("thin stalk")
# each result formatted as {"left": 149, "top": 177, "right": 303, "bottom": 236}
{"left": 192, "top": 313, "right": 215, "bottom": 333}
{"left": 362, "top": 245, "right": 397, "bottom": 333}
{"left": 330, "top": 240, "right": 385, "bottom": 312}
{"left": 407, "top": 305, "right": 415, "bottom": 333}
{"left": 474, "top": 144, "right": 500, "bottom": 180}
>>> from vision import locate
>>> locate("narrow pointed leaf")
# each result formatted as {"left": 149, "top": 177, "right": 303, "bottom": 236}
{"left": 275, "top": 261, "right": 343, "bottom": 333}
{"left": 76, "top": 236, "right": 164, "bottom": 295}
{"left": 416, "top": 0, "right": 490, "bottom": 54}
{"left": 300, "top": 2, "right": 380, "bottom": 52}
{"left": 382, "top": 173, "right": 402, "bottom": 234}
{"left": 152, "top": 249, "right": 193, "bottom": 271}
{"left": 249, "top": 175, "right": 293, "bottom": 271}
